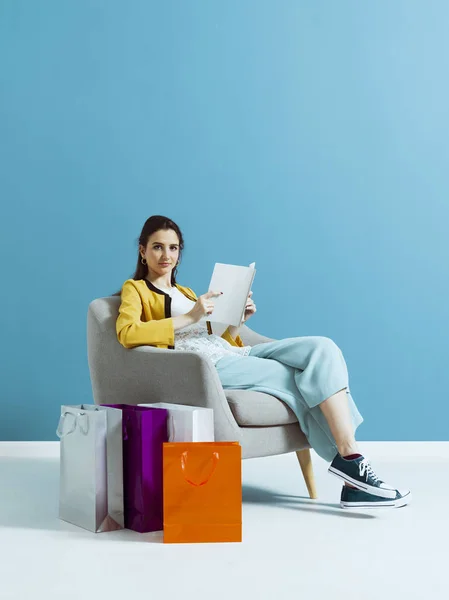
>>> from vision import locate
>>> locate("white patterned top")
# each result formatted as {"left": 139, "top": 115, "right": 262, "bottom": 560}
{"left": 159, "top": 285, "right": 252, "bottom": 366}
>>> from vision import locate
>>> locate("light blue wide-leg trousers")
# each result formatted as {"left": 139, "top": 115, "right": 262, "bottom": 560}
{"left": 215, "top": 336, "right": 364, "bottom": 462}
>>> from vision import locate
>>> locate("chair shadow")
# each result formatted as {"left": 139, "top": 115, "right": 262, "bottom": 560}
{"left": 0, "top": 457, "right": 374, "bottom": 543}
{"left": 242, "top": 484, "right": 376, "bottom": 520}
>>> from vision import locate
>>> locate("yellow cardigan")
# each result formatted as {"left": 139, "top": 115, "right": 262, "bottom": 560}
{"left": 116, "top": 278, "right": 245, "bottom": 350}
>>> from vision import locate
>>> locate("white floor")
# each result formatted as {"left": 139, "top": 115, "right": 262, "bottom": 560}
{"left": 0, "top": 442, "right": 448, "bottom": 600}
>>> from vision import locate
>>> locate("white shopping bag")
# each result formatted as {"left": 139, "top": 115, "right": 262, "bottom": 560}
{"left": 57, "top": 404, "right": 124, "bottom": 533}
{"left": 138, "top": 403, "right": 214, "bottom": 442}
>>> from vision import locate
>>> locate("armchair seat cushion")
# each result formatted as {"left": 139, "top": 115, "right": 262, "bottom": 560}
{"left": 224, "top": 390, "right": 298, "bottom": 427}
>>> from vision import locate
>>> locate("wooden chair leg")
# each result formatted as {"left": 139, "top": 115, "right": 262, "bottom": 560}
{"left": 296, "top": 448, "right": 318, "bottom": 499}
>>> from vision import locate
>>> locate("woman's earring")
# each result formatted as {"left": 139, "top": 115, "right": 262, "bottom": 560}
{"left": 141, "top": 257, "right": 147, "bottom": 266}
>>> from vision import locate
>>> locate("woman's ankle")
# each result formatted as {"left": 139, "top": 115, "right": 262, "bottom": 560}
{"left": 337, "top": 444, "right": 360, "bottom": 458}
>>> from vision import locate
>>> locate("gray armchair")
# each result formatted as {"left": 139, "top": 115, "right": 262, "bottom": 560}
{"left": 87, "top": 296, "right": 317, "bottom": 499}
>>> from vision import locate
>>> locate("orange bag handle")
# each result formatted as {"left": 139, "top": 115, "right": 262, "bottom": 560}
{"left": 181, "top": 451, "right": 219, "bottom": 487}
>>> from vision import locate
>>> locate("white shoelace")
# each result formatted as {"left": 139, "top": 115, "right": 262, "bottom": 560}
{"left": 358, "top": 458, "right": 380, "bottom": 483}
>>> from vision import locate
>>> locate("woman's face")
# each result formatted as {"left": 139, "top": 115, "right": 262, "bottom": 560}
{"left": 140, "top": 229, "right": 180, "bottom": 279}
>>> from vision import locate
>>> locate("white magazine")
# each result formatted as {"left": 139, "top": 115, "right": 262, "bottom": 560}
{"left": 207, "top": 262, "right": 256, "bottom": 326}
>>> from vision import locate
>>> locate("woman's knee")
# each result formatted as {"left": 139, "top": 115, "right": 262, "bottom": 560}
{"left": 311, "top": 336, "right": 342, "bottom": 359}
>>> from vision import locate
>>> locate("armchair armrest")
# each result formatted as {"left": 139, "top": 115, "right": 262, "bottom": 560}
{"left": 93, "top": 344, "right": 242, "bottom": 443}
{"left": 210, "top": 322, "right": 274, "bottom": 346}
{"left": 239, "top": 324, "right": 275, "bottom": 346}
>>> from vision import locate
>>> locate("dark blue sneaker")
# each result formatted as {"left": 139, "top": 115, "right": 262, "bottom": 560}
{"left": 340, "top": 485, "right": 412, "bottom": 509}
{"left": 329, "top": 454, "right": 397, "bottom": 499}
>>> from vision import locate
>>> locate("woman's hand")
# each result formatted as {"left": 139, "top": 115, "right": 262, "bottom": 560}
{"left": 242, "top": 291, "right": 257, "bottom": 323}
{"left": 187, "top": 291, "right": 223, "bottom": 323}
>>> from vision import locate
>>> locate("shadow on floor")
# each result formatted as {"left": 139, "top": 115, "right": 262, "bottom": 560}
{"left": 0, "top": 457, "right": 159, "bottom": 542}
{"left": 242, "top": 484, "right": 376, "bottom": 520}
{"left": 0, "top": 457, "right": 374, "bottom": 541}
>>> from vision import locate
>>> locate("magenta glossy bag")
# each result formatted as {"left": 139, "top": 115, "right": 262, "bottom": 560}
{"left": 104, "top": 404, "right": 168, "bottom": 533}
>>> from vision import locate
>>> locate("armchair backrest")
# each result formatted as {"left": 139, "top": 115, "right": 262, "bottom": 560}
{"left": 87, "top": 297, "right": 128, "bottom": 403}
{"left": 87, "top": 296, "right": 270, "bottom": 351}
{"left": 87, "top": 296, "right": 273, "bottom": 402}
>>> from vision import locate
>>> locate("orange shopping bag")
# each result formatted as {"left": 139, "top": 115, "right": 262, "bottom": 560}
{"left": 163, "top": 442, "right": 242, "bottom": 544}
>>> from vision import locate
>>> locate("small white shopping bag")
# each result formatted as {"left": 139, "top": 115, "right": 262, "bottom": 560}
{"left": 138, "top": 403, "right": 214, "bottom": 442}
{"left": 57, "top": 404, "right": 124, "bottom": 533}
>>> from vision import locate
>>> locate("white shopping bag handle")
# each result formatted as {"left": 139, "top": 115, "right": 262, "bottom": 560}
{"left": 168, "top": 415, "right": 176, "bottom": 443}
{"left": 56, "top": 411, "right": 89, "bottom": 438}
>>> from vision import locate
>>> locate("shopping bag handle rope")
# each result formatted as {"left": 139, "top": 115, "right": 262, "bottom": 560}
{"left": 169, "top": 415, "right": 176, "bottom": 443}
{"left": 181, "top": 451, "right": 219, "bottom": 487}
{"left": 56, "top": 411, "right": 89, "bottom": 438}
{"left": 123, "top": 414, "right": 131, "bottom": 441}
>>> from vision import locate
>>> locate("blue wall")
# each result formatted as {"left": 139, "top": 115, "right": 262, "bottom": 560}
{"left": 1, "top": 0, "right": 448, "bottom": 441}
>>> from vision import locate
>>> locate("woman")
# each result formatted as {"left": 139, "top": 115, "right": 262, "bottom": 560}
{"left": 116, "top": 215, "right": 411, "bottom": 509}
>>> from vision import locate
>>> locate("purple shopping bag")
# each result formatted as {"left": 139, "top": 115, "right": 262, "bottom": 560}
{"left": 103, "top": 404, "right": 168, "bottom": 533}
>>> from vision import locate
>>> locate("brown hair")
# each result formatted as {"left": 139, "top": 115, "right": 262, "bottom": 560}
{"left": 113, "top": 215, "right": 184, "bottom": 296}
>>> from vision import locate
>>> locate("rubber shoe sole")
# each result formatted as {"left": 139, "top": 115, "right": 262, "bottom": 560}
{"left": 341, "top": 490, "right": 412, "bottom": 509}
{"left": 328, "top": 465, "right": 397, "bottom": 499}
